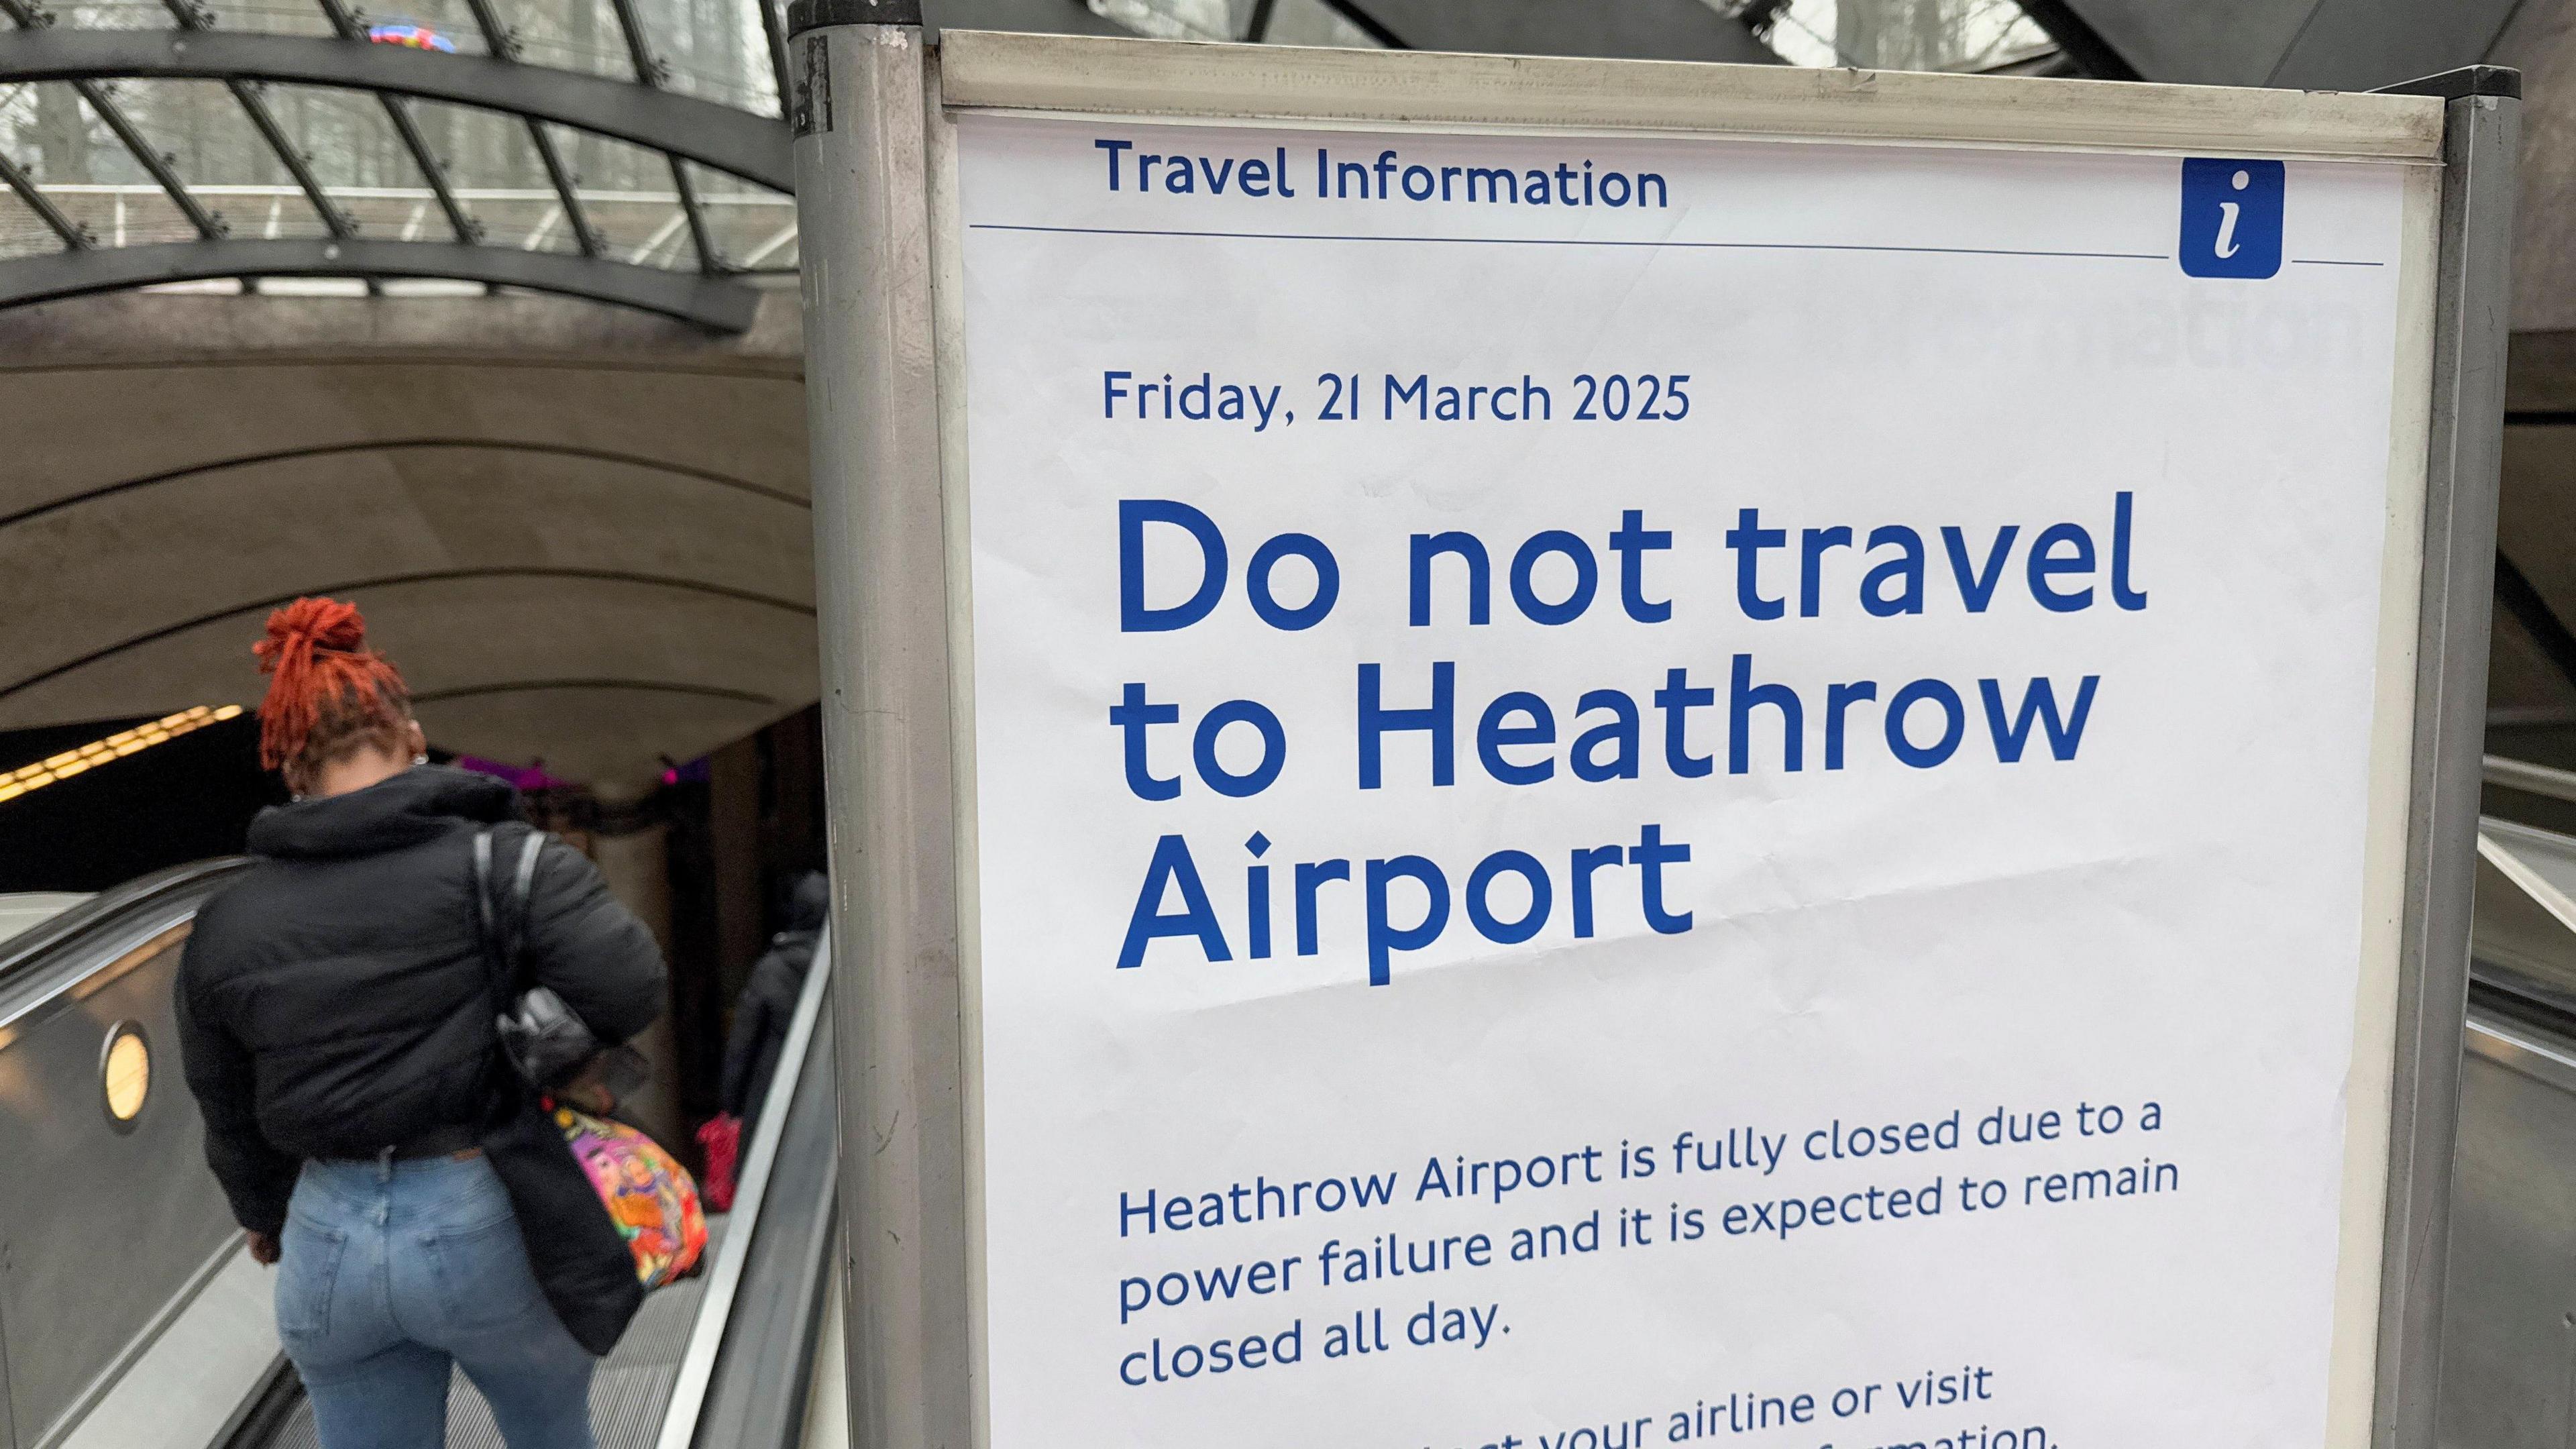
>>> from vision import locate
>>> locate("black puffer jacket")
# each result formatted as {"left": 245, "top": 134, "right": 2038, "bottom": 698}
{"left": 177, "top": 765, "right": 665, "bottom": 1236}
{"left": 718, "top": 871, "right": 828, "bottom": 1124}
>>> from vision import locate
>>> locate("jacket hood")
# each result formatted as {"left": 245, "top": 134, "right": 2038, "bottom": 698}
{"left": 246, "top": 764, "right": 519, "bottom": 860}
{"left": 780, "top": 870, "right": 830, "bottom": 935}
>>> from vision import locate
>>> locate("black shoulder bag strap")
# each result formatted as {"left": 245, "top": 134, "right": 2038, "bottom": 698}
{"left": 472, "top": 826, "right": 543, "bottom": 1004}
{"left": 468, "top": 822, "right": 643, "bottom": 1356}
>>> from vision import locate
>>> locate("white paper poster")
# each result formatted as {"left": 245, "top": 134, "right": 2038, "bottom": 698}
{"left": 952, "top": 110, "right": 2416, "bottom": 1449}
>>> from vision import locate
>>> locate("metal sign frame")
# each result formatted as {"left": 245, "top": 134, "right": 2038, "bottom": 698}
{"left": 785, "top": 7, "right": 2516, "bottom": 1444}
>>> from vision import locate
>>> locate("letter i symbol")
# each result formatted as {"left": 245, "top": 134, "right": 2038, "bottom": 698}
{"left": 2214, "top": 169, "right": 2249, "bottom": 258}
{"left": 1246, "top": 833, "right": 1273, "bottom": 959}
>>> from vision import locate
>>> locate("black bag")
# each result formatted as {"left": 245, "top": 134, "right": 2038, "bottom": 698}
{"left": 470, "top": 824, "right": 645, "bottom": 1357}
{"left": 478, "top": 830, "right": 606, "bottom": 1090}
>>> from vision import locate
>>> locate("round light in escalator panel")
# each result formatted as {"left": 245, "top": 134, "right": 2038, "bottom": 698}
{"left": 101, "top": 1023, "right": 149, "bottom": 1130}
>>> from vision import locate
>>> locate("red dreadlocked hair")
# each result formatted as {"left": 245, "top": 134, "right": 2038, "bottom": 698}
{"left": 253, "top": 596, "right": 413, "bottom": 775}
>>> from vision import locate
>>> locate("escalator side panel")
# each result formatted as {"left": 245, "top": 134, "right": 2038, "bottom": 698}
{"left": 2475, "top": 851, "right": 2576, "bottom": 991}
{"left": 2440, "top": 1020, "right": 2576, "bottom": 1448}
{"left": 0, "top": 916, "right": 240, "bottom": 1448}
{"left": 693, "top": 1026, "right": 838, "bottom": 1449}
{"left": 58, "top": 1244, "right": 276, "bottom": 1449}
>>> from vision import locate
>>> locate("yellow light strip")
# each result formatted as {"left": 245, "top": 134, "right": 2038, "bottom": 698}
{"left": 0, "top": 704, "right": 246, "bottom": 805}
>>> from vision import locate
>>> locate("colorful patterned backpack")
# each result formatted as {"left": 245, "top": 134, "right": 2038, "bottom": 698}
{"left": 552, "top": 1103, "right": 707, "bottom": 1288}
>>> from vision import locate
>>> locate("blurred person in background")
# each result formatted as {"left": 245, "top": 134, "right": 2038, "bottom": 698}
{"left": 722, "top": 871, "right": 829, "bottom": 1138}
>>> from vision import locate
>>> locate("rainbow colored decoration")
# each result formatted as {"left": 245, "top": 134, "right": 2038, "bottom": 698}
{"left": 366, "top": 22, "right": 457, "bottom": 51}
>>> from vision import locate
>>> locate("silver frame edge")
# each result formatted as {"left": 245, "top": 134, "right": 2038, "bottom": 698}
{"left": 2372, "top": 86, "right": 2518, "bottom": 1449}
{"left": 792, "top": 17, "right": 978, "bottom": 1449}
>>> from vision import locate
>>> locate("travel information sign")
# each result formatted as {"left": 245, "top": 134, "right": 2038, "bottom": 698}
{"left": 790, "top": 22, "right": 2512, "bottom": 1449}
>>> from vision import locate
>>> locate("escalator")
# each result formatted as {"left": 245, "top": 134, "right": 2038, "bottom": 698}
{"left": 0, "top": 860, "right": 840, "bottom": 1449}
{"left": 2442, "top": 767, "right": 2576, "bottom": 1448}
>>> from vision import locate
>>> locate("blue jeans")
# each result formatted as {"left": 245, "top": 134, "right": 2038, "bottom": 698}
{"left": 277, "top": 1153, "right": 597, "bottom": 1449}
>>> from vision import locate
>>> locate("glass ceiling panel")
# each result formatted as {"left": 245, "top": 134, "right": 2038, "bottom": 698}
{"left": 103, "top": 79, "right": 331, "bottom": 239}
{"left": 648, "top": 0, "right": 774, "bottom": 115}
{"left": 0, "top": 81, "right": 39, "bottom": 172}
{"left": 1750, "top": 0, "right": 2054, "bottom": 71}
{"left": 174, "top": 0, "right": 337, "bottom": 39}
{"left": 567, "top": 132, "right": 691, "bottom": 268}
{"left": 405, "top": 97, "right": 576, "bottom": 251}
{"left": 0, "top": 0, "right": 800, "bottom": 307}
{"left": 0, "top": 80, "right": 203, "bottom": 245}
{"left": 264, "top": 83, "right": 454, "bottom": 239}
{"left": 1095, "top": 0, "right": 2051, "bottom": 63}
{"left": 0, "top": 80, "right": 103, "bottom": 186}
{"left": 1094, "top": 0, "right": 1383, "bottom": 45}
{"left": 1259, "top": 0, "right": 1382, "bottom": 47}
{"left": 43, "top": 0, "right": 184, "bottom": 29}
{"left": 0, "top": 189, "right": 66, "bottom": 258}
{"left": 1092, "top": 0, "right": 1228, "bottom": 41}
{"left": 680, "top": 159, "right": 788, "bottom": 271}
{"left": 498, "top": 0, "right": 642, "bottom": 86}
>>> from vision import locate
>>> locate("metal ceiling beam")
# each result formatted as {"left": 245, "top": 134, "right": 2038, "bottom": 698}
{"left": 917, "top": 0, "right": 1127, "bottom": 40}
{"left": 1320, "top": 0, "right": 1780, "bottom": 64}
{"left": 0, "top": 237, "right": 763, "bottom": 327}
{"left": 2031, "top": 0, "right": 2523, "bottom": 89}
{"left": 2008, "top": 0, "right": 2140, "bottom": 79}
{"left": 1313, "top": 0, "right": 1401, "bottom": 48}
{"left": 2496, "top": 549, "right": 2576, "bottom": 700}
{"left": 0, "top": 27, "right": 793, "bottom": 191}
{"left": 0, "top": 147, "right": 85, "bottom": 248}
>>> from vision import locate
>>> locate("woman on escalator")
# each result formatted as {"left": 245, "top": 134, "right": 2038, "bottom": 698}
{"left": 174, "top": 596, "right": 667, "bottom": 1449}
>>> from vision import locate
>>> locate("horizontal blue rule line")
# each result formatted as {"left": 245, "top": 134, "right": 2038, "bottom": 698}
{"left": 968, "top": 221, "right": 2167, "bottom": 261}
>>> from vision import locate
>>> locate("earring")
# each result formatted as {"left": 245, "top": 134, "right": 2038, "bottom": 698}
{"left": 413, "top": 753, "right": 429, "bottom": 766}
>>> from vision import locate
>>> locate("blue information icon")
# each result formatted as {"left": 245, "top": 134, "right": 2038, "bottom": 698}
{"left": 2178, "top": 158, "right": 2284, "bottom": 278}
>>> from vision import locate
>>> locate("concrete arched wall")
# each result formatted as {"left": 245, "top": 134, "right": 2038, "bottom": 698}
{"left": 0, "top": 288, "right": 816, "bottom": 786}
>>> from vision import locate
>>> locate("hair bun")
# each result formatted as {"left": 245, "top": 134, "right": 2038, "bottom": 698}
{"left": 250, "top": 595, "right": 409, "bottom": 773}
{"left": 256, "top": 596, "right": 366, "bottom": 669}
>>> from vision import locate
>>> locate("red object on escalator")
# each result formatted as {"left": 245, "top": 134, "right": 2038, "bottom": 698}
{"left": 696, "top": 1113, "right": 741, "bottom": 1212}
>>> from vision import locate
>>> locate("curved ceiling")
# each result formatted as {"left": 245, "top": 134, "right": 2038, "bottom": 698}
{"left": 5, "top": 574, "right": 818, "bottom": 784}
{"left": 0, "top": 287, "right": 813, "bottom": 786}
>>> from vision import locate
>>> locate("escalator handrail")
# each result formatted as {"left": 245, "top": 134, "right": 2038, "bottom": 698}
{"left": 655, "top": 926, "right": 835, "bottom": 1449}
{"left": 2486, "top": 753, "right": 2576, "bottom": 806}
{"left": 0, "top": 855, "right": 246, "bottom": 984}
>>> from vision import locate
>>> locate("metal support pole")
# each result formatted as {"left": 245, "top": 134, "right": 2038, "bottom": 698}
{"left": 788, "top": 2, "right": 973, "bottom": 1446}
{"left": 2371, "top": 63, "right": 2519, "bottom": 1449}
